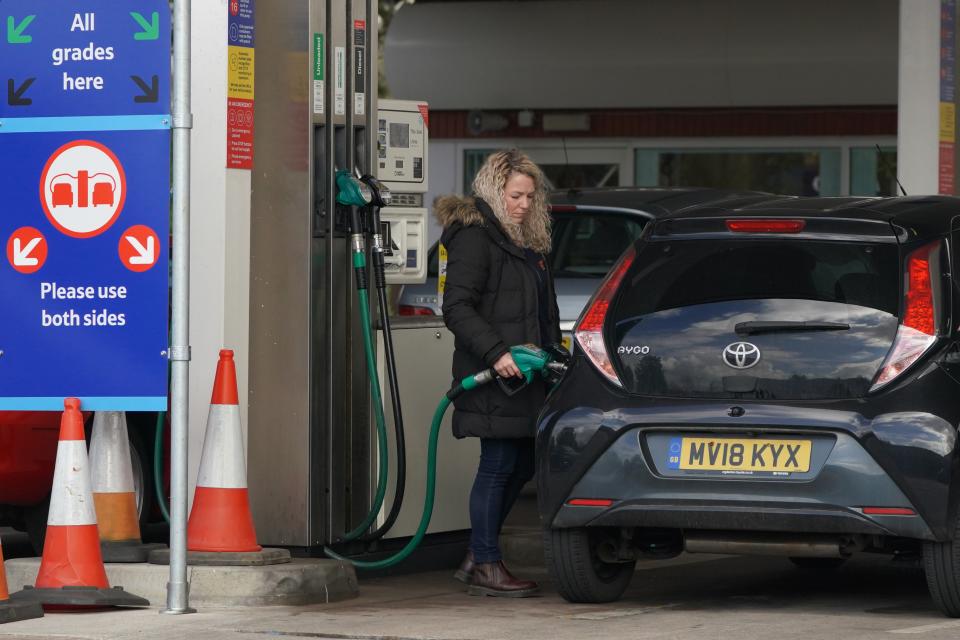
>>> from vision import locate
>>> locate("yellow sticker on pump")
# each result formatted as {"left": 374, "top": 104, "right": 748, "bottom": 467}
{"left": 678, "top": 437, "right": 812, "bottom": 473}
{"left": 437, "top": 243, "right": 448, "bottom": 306}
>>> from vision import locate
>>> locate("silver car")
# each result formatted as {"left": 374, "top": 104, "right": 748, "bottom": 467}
{"left": 396, "top": 188, "right": 687, "bottom": 349}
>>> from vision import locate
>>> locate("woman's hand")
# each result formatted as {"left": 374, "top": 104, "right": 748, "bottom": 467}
{"left": 493, "top": 352, "right": 522, "bottom": 378}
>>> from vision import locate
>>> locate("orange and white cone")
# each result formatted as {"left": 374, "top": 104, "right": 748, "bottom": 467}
{"left": 36, "top": 398, "right": 109, "bottom": 592}
{"left": 11, "top": 399, "right": 148, "bottom": 609}
{"left": 187, "top": 350, "right": 261, "bottom": 552}
{"left": 0, "top": 539, "right": 43, "bottom": 623}
{"left": 89, "top": 412, "right": 150, "bottom": 562}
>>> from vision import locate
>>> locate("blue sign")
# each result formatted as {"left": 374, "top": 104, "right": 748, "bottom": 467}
{"left": 0, "top": 1, "right": 170, "bottom": 411}
{"left": 0, "top": 0, "right": 170, "bottom": 118}
{"left": 228, "top": 0, "right": 255, "bottom": 49}
{"left": 667, "top": 437, "right": 682, "bottom": 470}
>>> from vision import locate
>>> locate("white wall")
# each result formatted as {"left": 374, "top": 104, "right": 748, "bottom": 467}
{"left": 188, "top": 0, "right": 252, "bottom": 507}
{"left": 898, "top": 0, "right": 941, "bottom": 195}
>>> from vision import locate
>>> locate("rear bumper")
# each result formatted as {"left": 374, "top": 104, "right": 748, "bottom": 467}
{"left": 537, "top": 359, "right": 960, "bottom": 541}
{"left": 551, "top": 426, "right": 935, "bottom": 540}
{"left": 556, "top": 501, "right": 931, "bottom": 539}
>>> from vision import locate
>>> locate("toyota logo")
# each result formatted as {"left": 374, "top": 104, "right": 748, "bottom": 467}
{"left": 723, "top": 342, "right": 761, "bottom": 369}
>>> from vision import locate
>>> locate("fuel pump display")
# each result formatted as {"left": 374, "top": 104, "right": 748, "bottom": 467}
{"left": 375, "top": 100, "right": 429, "bottom": 285}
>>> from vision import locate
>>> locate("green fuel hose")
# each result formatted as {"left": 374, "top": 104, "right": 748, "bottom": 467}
{"left": 324, "top": 368, "right": 493, "bottom": 569}
{"left": 338, "top": 284, "right": 390, "bottom": 541}
{"left": 333, "top": 247, "right": 391, "bottom": 543}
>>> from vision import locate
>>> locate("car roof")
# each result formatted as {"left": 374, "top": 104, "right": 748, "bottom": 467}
{"left": 549, "top": 188, "right": 960, "bottom": 236}
{"left": 549, "top": 187, "right": 772, "bottom": 216}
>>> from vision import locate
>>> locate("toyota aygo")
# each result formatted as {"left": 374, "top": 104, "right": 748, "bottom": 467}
{"left": 537, "top": 191, "right": 960, "bottom": 616}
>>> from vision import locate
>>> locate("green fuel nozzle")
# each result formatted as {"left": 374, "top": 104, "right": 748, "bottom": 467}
{"left": 335, "top": 170, "right": 373, "bottom": 207}
{"left": 509, "top": 344, "right": 553, "bottom": 384}
{"left": 457, "top": 344, "right": 569, "bottom": 396}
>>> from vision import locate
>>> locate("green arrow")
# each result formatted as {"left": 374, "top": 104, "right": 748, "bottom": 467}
{"left": 6, "top": 15, "right": 35, "bottom": 44}
{"left": 130, "top": 11, "right": 159, "bottom": 41}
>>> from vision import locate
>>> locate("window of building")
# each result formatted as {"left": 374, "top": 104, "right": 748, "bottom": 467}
{"left": 635, "top": 148, "right": 842, "bottom": 196}
{"left": 849, "top": 146, "right": 899, "bottom": 196}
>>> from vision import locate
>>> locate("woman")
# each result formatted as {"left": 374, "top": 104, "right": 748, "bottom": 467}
{"left": 436, "top": 149, "right": 561, "bottom": 597}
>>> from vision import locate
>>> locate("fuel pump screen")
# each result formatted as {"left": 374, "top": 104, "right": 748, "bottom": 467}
{"left": 389, "top": 123, "right": 410, "bottom": 148}
{"left": 377, "top": 103, "right": 425, "bottom": 185}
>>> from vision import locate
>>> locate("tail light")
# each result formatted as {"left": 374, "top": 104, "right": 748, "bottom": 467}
{"left": 871, "top": 241, "right": 941, "bottom": 391}
{"left": 574, "top": 244, "right": 636, "bottom": 386}
{"left": 726, "top": 219, "right": 806, "bottom": 233}
{"left": 398, "top": 305, "right": 435, "bottom": 317}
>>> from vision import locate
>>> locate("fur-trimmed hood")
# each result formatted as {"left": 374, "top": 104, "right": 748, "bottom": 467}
{"left": 434, "top": 195, "right": 486, "bottom": 229}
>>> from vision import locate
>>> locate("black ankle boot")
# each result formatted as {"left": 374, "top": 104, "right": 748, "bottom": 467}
{"left": 454, "top": 550, "right": 475, "bottom": 584}
{"left": 467, "top": 561, "right": 539, "bottom": 598}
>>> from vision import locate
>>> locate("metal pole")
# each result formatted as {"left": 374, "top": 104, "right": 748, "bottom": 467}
{"left": 164, "top": 0, "right": 195, "bottom": 615}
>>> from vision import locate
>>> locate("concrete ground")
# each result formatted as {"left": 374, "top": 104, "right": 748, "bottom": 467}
{"left": 4, "top": 541, "right": 960, "bottom": 639}
{"left": 6, "top": 491, "right": 960, "bottom": 639}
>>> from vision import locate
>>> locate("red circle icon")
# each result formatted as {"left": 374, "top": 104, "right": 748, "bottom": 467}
{"left": 230, "top": 1, "right": 240, "bottom": 15}
{"left": 118, "top": 225, "right": 160, "bottom": 273}
{"left": 6, "top": 227, "right": 48, "bottom": 274}
{"left": 39, "top": 140, "right": 127, "bottom": 239}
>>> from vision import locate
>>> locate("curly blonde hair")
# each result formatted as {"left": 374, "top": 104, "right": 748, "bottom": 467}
{"left": 472, "top": 149, "right": 552, "bottom": 254}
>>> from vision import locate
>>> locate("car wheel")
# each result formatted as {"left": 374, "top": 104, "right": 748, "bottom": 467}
{"left": 923, "top": 516, "right": 960, "bottom": 617}
{"left": 544, "top": 526, "right": 635, "bottom": 603}
{"left": 124, "top": 415, "right": 157, "bottom": 532}
{"left": 788, "top": 557, "right": 847, "bottom": 570}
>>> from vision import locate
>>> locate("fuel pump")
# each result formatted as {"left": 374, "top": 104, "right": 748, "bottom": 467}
{"left": 327, "top": 101, "right": 431, "bottom": 547}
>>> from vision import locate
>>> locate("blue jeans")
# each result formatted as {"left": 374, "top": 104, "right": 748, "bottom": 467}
{"left": 469, "top": 437, "right": 535, "bottom": 564}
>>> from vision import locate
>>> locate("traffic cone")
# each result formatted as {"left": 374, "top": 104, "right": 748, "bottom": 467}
{"left": 0, "top": 539, "right": 43, "bottom": 623}
{"left": 89, "top": 412, "right": 151, "bottom": 562}
{"left": 9, "top": 399, "right": 148, "bottom": 609}
{"left": 186, "top": 350, "right": 262, "bottom": 552}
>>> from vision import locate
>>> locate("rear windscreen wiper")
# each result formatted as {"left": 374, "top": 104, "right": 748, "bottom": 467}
{"left": 735, "top": 321, "right": 851, "bottom": 335}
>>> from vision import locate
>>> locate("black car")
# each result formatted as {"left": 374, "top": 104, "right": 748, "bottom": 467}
{"left": 537, "top": 191, "right": 960, "bottom": 615}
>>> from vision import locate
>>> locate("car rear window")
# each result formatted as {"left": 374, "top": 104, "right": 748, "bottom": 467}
{"left": 616, "top": 239, "right": 899, "bottom": 317}
{"left": 550, "top": 212, "right": 646, "bottom": 277}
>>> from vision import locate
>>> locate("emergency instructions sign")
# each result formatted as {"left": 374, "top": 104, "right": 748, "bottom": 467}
{"left": 0, "top": 0, "right": 171, "bottom": 411}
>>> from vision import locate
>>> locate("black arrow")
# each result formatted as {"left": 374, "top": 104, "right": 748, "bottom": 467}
{"left": 7, "top": 77, "right": 34, "bottom": 106}
{"left": 131, "top": 75, "right": 158, "bottom": 103}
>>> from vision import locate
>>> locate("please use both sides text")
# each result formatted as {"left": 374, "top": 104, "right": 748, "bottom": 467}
{"left": 39, "top": 282, "right": 129, "bottom": 328}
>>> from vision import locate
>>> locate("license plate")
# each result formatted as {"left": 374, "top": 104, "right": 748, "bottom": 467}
{"left": 668, "top": 437, "right": 812, "bottom": 473}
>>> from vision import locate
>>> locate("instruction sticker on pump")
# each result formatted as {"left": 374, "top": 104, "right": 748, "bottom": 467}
{"left": 334, "top": 46, "right": 345, "bottom": 115}
{"left": 313, "top": 33, "right": 324, "bottom": 114}
{"left": 437, "top": 243, "right": 448, "bottom": 308}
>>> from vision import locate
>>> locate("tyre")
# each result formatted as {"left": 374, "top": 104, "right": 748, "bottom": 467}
{"left": 789, "top": 557, "right": 847, "bottom": 570}
{"left": 544, "top": 527, "right": 635, "bottom": 603}
{"left": 24, "top": 497, "right": 50, "bottom": 555}
{"left": 923, "top": 516, "right": 960, "bottom": 617}
{"left": 124, "top": 413, "right": 157, "bottom": 532}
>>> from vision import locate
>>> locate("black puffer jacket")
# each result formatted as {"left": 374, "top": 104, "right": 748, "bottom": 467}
{"left": 438, "top": 196, "right": 561, "bottom": 439}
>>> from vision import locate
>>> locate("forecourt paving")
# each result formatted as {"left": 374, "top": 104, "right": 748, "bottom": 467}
{"left": 3, "top": 555, "right": 960, "bottom": 640}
